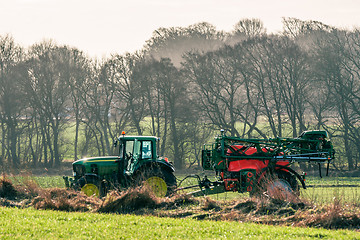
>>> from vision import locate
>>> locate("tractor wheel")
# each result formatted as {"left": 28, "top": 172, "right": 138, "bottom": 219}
{"left": 78, "top": 176, "right": 104, "bottom": 197}
{"left": 136, "top": 167, "right": 177, "bottom": 197}
{"left": 265, "top": 171, "right": 299, "bottom": 199}
{"left": 250, "top": 171, "right": 299, "bottom": 199}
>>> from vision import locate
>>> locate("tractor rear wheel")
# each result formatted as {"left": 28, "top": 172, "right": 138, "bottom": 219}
{"left": 136, "top": 167, "right": 177, "bottom": 197}
{"left": 78, "top": 176, "right": 104, "bottom": 197}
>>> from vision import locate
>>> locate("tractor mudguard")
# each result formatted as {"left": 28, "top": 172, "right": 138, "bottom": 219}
{"left": 257, "top": 165, "right": 306, "bottom": 189}
{"left": 134, "top": 160, "right": 175, "bottom": 174}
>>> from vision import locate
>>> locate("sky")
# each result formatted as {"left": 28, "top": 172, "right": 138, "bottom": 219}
{"left": 1, "top": 0, "right": 360, "bottom": 59}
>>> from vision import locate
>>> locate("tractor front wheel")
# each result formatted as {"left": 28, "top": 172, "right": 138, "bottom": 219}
{"left": 78, "top": 176, "right": 104, "bottom": 197}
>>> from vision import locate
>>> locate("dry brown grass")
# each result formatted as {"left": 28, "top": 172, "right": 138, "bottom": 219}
{"left": 32, "top": 188, "right": 102, "bottom": 212}
{"left": 98, "top": 186, "right": 199, "bottom": 214}
{"left": 202, "top": 197, "right": 221, "bottom": 211}
{"left": 292, "top": 198, "right": 360, "bottom": 229}
{"left": 98, "top": 187, "right": 159, "bottom": 213}
{"left": 0, "top": 175, "right": 17, "bottom": 199}
{"left": 1, "top": 174, "right": 41, "bottom": 199}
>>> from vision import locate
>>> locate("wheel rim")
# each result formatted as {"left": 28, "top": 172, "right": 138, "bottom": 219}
{"left": 144, "top": 176, "right": 167, "bottom": 197}
{"left": 267, "top": 179, "right": 293, "bottom": 199}
{"left": 81, "top": 183, "right": 99, "bottom": 197}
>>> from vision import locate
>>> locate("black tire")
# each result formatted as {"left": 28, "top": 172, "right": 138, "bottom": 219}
{"left": 135, "top": 167, "right": 177, "bottom": 197}
{"left": 266, "top": 171, "right": 299, "bottom": 199}
{"left": 276, "top": 171, "right": 299, "bottom": 195}
{"left": 78, "top": 175, "right": 105, "bottom": 197}
{"left": 250, "top": 171, "right": 299, "bottom": 199}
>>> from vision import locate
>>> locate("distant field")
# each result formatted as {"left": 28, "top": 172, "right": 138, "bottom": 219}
{"left": 174, "top": 174, "right": 360, "bottom": 203}
{"left": 0, "top": 207, "right": 358, "bottom": 239}
{"left": 301, "top": 176, "right": 360, "bottom": 203}
{"left": 9, "top": 175, "right": 66, "bottom": 189}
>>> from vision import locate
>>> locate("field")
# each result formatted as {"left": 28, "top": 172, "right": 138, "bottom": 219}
{"left": 8, "top": 174, "right": 360, "bottom": 203}
{"left": 1, "top": 174, "right": 360, "bottom": 239}
{"left": 1, "top": 207, "right": 359, "bottom": 239}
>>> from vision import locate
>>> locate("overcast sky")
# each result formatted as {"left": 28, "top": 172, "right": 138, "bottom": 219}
{"left": 1, "top": 0, "right": 360, "bottom": 58}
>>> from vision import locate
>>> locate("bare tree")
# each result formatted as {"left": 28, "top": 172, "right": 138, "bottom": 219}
{"left": 77, "top": 60, "right": 117, "bottom": 156}
{"left": 145, "top": 22, "right": 225, "bottom": 67}
{"left": 0, "top": 34, "right": 24, "bottom": 168}
{"left": 61, "top": 49, "right": 91, "bottom": 160}
{"left": 233, "top": 18, "right": 266, "bottom": 37}
{"left": 153, "top": 58, "right": 190, "bottom": 169}
{"left": 183, "top": 44, "right": 265, "bottom": 138}
{"left": 312, "top": 29, "right": 360, "bottom": 170}
{"left": 274, "top": 37, "right": 310, "bottom": 137}
{"left": 108, "top": 53, "right": 146, "bottom": 135}
{"left": 24, "top": 41, "right": 73, "bottom": 167}
{"left": 282, "top": 17, "right": 333, "bottom": 39}
{"left": 239, "top": 37, "right": 285, "bottom": 137}
{"left": 131, "top": 58, "right": 169, "bottom": 155}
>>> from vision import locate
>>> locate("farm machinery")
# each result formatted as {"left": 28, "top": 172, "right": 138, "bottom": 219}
{"left": 183, "top": 129, "right": 335, "bottom": 198}
{"left": 64, "top": 129, "right": 334, "bottom": 199}
{"left": 64, "top": 132, "right": 176, "bottom": 197}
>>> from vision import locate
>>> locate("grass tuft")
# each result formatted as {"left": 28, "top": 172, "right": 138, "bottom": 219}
{"left": 298, "top": 198, "right": 360, "bottom": 229}
{"left": 99, "top": 187, "right": 199, "bottom": 214}
{"left": 202, "top": 197, "right": 221, "bottom": 211}
{"left": 98, "top": 187, "right": 158, "bottom": 213}
{"left": 0, "top": 175, "right": 17, "bottom": 199}
{"left": 32, "top": 188, "right": 101, "bottom": 212}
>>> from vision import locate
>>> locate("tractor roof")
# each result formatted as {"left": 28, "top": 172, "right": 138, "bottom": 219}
{"left": 117, "top": 135, "right": 159, "bottom": 141}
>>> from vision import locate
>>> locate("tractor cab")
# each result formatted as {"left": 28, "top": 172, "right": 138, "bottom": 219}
{"left": 114, "top": 132, "right": 159, "bottom": 175}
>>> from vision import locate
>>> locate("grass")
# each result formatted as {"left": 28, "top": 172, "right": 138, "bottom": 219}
{"left": 0, "top": 207, "right": 359, "bottom": 239}
{"left": 302, "top": 186, "right": 360, "bottom": 203}
{"left": 301, "top": 176, "right": 360, "bottom": 203}
{"left": 1, "top": 176, "right": 360, "bottom": 237}
{"left": 9, "top": 176, "right": 66, "bottom": 189}
{"left": 306, "top": 176, "right": 360, "bottom": 186}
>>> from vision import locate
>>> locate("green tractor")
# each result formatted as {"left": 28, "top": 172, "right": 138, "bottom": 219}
{"left": 64, "top": 132, "right": 176, "bottom": 197}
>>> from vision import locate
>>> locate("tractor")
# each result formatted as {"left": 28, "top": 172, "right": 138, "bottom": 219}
{"left": 64, "top": 132, "right": 176, "bottom": 197}
{"left": 184, "top": 129, "right": 335, "bottom": 198}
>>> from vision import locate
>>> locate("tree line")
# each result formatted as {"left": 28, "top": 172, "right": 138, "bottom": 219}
{"left": 0, "top": 18, "right": 359, "bottom": 171}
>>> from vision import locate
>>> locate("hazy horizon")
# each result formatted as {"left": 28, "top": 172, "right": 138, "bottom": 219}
{"left": 1, "top": 0, "right": 360, "bottom": 58}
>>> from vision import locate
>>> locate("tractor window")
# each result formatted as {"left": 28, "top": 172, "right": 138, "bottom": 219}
{"left": 125, "top": 140, "right": 134, "bottom": 157}
{"left": 133, "top": 139, "right": 141, "bottom": 160}
{"left": 142, "top": 141, "right": 152, "bottom": 159}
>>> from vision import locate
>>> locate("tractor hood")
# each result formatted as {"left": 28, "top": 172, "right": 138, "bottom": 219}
{"left": 72, "top": 156, "right": 120, "bottom": 177}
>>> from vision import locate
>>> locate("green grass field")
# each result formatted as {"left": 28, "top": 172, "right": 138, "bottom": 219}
{"left": 0, "top": 207, "right": 359, "bottom": 239}
{"left": 10, "top": 176, "right": 66, "bottom": 189}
